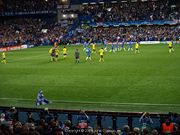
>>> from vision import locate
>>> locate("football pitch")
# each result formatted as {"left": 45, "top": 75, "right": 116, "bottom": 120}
{"left": 0, "top": 44, "right": 180, "bottom": 113}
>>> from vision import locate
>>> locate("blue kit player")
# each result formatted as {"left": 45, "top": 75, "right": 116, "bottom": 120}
{"left": 86, "top": 47, "right": 92, "bottom": 61}
{"left": 109, "top": 42, "right": 115, "bottom": 53}
{"left": 83, "top": 41, "right": 87, "bottom": 51}
{"left": 115, "top": 40, "right": 120, "bottom": 51}
{"left": 128, "top": 41, "right": 133, "bottom": 51}
{"left": 103, "top": 38, "right": 107, "bottom": 51}
{"left": 120, "top": 39, "right": 126, "bottom": 51}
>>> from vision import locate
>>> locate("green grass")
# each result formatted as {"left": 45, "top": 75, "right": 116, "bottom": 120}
{"left": 0, "top": 44, "right": 180, "bottom": 113}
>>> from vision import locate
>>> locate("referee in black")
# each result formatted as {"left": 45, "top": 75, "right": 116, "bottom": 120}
{"left": 75, "top": 49, "right": 80, "bottom": 63}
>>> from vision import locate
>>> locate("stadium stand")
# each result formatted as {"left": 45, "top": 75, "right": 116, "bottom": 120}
{"left": 80, "top": 0, "right": 179, "bottom": 22}
{"left": 0, "top": 107, "right": 180, "bottom": 135}
{"left": 0, "top": 0, "right": 58, "bottom": 12}
{"left": 0, "top": 0, "right": 179, "bottom": 46}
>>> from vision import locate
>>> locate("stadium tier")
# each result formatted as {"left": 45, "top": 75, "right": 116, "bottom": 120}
{"left": 0, "top": 0, "right": 179, "bottom": 46}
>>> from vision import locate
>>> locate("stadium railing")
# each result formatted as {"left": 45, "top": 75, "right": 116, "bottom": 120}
{"left": 0, "top": 106, "right": 170, "bottom": 131}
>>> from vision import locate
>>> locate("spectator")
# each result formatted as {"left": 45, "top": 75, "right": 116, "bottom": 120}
{"left": 139, "top": 112, "right": 153, "bottom": 131}
{"left": 151, "top": 129, "right": 158, "bottom": 135}
{"left": 162, "top": 117, "right": 175, "bottom": 134}
{"left": 121, "top": 125, "right": 130, "bottom": 135}
{"left": 77, "top": 110, "right": 89, "bottom": 129}
{"left": 133, "top": 127, "right": 140, "bottom": 135}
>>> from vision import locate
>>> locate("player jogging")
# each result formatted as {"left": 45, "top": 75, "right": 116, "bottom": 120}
{"left": 86, "top": 47, "right": 92, "bottom": 61}
{"left": 63, "top": 46, "right": 67, "bottom": 59}
{"left": 1, "top": 51, "right": 6, "bottom": 64}
{"left": 99, "top": 48, "right": 105, "bottom": 62}
{"left": 168, "top": 41, "right": 174, "bottom": 53}
{"left": 135, "top": 42, "right": 140, "bottom": 53}
{"left": 75, "top": 49, "right": 80, "bottom": 63}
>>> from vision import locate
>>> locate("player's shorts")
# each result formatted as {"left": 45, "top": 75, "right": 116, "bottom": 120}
{"left": 56, "top": 55, "right": 58, "bottom": 58}
{"left": 75, "top": 56, "right": 79, "bottom": 59}
{"left": 100, "top": 55, "right": 103, "bottom": 58}
{"left": 51, "top": 54, "right": 55, "bottom": 57}
{"left": 135, "top": 48, "right": 139, "bottom": 50}
{"left": 169, "top": 47, "right": 172, "bottom": 49}
{"left": 63, "top": 53, "right": 67, "bottom": 55}
{"left": 93, "top": 49, "right": 96, "bottom": 51}
{"left": 3, "top": 58, "right": 5, "bottom": 60}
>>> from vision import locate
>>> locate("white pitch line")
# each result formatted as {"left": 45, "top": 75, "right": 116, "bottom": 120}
{"left": 0, "top": 97, "right": 180, "bottom": 107}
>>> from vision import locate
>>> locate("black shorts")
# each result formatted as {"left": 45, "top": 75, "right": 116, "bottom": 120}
{"left": 136, "top": 48, "right": 139, "bottom": 50}
{"left": 100, "top": 55, "right": 103, "bottom": 58}
{"left": 169, "top": 47, "right": 172, "bottom": 49}
{"left": 93, "top": 49, "right": 96, "bottom": 51}
{"left": 75, "top": 57, "right": 79, "bottom": 59}
{"left": 63, "top": 53, "right": 67, "bottom": 55}
{"left": 56, "top": 55, "right": 58, "bottom": 58}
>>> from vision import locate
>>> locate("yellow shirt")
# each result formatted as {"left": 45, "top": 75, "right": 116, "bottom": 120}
{"left": 2, "top": 52, "right": 6, "bottom": 58}
{"left": 168, "top": 41, "right": 172, "bottom": 47}
{"left": 63, "top": 48, "right": 67, "bottom": 54}
{"left": 99, "top": 49, "right": 104, "bottom": 56}
{"left": 135, "top": 43, "right": 139, "bottom": 49}
{"left": 92, "top": 44, "right": 95, "bottom": 50}
{"left": 49, "top": 48, "right": 52, "bottom": 54}
{"left": 55, "top": 49, "right": 59, "bottom": 55}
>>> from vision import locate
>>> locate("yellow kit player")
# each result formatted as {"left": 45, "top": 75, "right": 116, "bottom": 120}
{"left": 135, "top": 42, "right": 140, "bottom": 53}
{"left": 168, "top": 41, "right": 174, "bottom": 53}
{"left": 99, "top": 48, "right": 104, "bottom": 62}
{"left": 92, "top": 43, "right": 96, "bottom": 53}
{"left": 63, "top": 46, "right": 67, "bottom": 59}
{"left": 49, "top": 47, "right": 56, "bottom": 62}
{"left": 55, "top": 47, "right": 59, "bottom": 61}
{"left": 1, "top": 51, "right": 6, "bottom": 64}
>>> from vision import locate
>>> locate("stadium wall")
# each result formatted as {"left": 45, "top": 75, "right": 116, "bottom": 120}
{"left": 0, "top": 45, "right": 33, "bottom": 52}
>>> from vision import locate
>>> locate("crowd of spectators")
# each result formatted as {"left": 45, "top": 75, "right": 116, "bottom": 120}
{"left": 0, "top": 0, "right": 58, "bottom": 12}
{"left": 80, "top": 0, "right": 179, "bottom": 22}
{"left": 0, "top": 16, "right": 179, "bottom": 47}
{"left": 1, "top": 18, "right": 179, "bottom": 46}
{"left": 68, "top": 25, "right": 179, "bottom": 43}
{"left": 0, "top": 107, "right": 180, "bottom": 135}
{"left": 0, "top": 0, "right": 179, "bottom": 47}
{"left": 0, "top": 18, "right": 71, "bottom": 47}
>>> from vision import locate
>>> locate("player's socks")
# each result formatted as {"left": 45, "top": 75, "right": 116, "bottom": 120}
{"left": 50, "top": 57, "right": 53, "bottom": 61}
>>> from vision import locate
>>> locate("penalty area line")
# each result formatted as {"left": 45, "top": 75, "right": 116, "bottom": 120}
{"left": 0, "top": 97, "right": 180, "bottom": 107}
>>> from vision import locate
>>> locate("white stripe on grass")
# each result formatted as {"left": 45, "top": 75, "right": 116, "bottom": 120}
{"left": 0, "top": 97, "right": 179, "bottom": 107}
